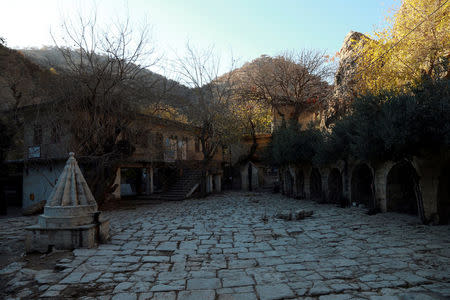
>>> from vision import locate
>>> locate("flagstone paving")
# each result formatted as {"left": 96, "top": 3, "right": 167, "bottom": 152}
{"left": 1, "top": 191, "right": 449, "bottom": 299}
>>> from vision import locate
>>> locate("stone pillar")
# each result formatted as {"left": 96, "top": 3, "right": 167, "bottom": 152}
{"left": 210, "top": 175, "right": 214, "bottom": 193}
{"left": 289, "top": 165, "right": 298, "bottom": 198}
{"left": 343, "top": 160, "right": 351, "bottom": 204}
{"left": 304, "top": 166, "right": 312, "bottom": 199}
{"left": 214, "top": 174, "right": 222, "bottom": 192}
{"left": 145, "top": 167, "right": 154, "bottom": 195}
{"left": 252, "top": 166, "right": 259, "bottom": 190}
{"left": 374, "top": 161, "right": 394, "bottom": 212}
{"left": 320, "top": 167, "right": 330, "bottom": 202}
{"left": 419, "top": 172, "right": 439, "bottom": 221}
{"left": 241, "top": 164, "right": 248, "bottom": 191}
{"left": 206, "top": 174, "right": 214, "bottom": 193}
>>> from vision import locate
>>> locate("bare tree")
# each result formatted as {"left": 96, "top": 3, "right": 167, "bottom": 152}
{"left": 241, "top": 50, "right": 333, "bottom": 126}
{"left": 174, "top": 43, "right": 240, "bottom": 194}
{"left": 50, "top": 9, "right": 161, "bottom": 204}
{"left": 227, "top": 68, "right": 272, "bottom": 163}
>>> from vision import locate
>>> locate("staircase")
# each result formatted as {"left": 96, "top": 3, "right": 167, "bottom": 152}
{"left": 257, "top": 173, "right": 279, "bottom": 193}
{"left": 151, "top": 169, "right": 203, "bottom": 201}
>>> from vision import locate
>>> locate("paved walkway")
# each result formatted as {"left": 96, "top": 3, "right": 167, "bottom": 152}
{"left": 0, "top": 192, "right": 449, "bottom": 299}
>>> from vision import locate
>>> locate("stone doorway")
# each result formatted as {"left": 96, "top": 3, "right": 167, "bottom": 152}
{"left": 386, "top": 161, "right": 419, "bottom": 216}
{"left": 328, "top": 168, "right": 343, "bottom": 205}
{"left": 310, "top": 168, "right": 322, "bottom": 201}
{"left": 437, "top": 164, "right": 450, "bottom": 224}
{"left": 351, "top": 164, "right": 375, "bottom": 209}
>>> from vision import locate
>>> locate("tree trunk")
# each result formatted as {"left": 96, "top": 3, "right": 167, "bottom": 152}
{"left": 85, "top": 160, "right": 119, "bottom": 207}
{"left": 248, "top": 120, "right": 258, "bottom": 161}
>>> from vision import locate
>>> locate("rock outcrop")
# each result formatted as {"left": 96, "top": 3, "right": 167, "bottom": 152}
{"left": 333, "top": 31, "right": 369, "bottom": 103}
{"left": 324, "top": 31, "right": 370, "bottom": 125}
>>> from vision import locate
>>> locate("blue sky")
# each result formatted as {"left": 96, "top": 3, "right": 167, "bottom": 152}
{"left": 1, "top": 0, "right": 400, "bottom": 72}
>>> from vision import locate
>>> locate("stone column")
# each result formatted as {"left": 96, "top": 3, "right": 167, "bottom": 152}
{"left": 206, "top": 174, "right": 213, "bottom": 193}
{"left": 343, "top": 160, "right": 352, "bottom": 205}
{"left": 320, "top": 167, "right": 330, "bottom": 202}
{"left": 241, "top": 165, "right": 248, "bottom": 191}
{"left": 304, "top": 166, "right": 312, "bottom": 199}
{"left": 214, "top": 174, "right": 222, "bottom": 192}
{"left": 145, "top": 167, "right": 154, "bottom": 195}
{"left": 289, "top": 165, "right": 298, "bottom": 198}
{"left": 210, "top": 175, "right": 214, "bottom": 193}
{"left": 374, "top": 161, "right": 394, "bottom": 212}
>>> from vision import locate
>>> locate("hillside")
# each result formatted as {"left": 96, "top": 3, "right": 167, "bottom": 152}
{"left": 0, "top": 45, "right": 54, "bottom": 111}
{"left": 18, "top": 47, "right": 193, "bottom": 118}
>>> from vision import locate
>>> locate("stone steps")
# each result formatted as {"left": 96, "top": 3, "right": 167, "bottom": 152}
{"left": 152, "top": 169, "right": 203, "bottom": 201}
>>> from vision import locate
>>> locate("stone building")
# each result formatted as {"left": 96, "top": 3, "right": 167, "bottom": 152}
{"left": 16, "top": 103, "right": 225, "bottom": 211}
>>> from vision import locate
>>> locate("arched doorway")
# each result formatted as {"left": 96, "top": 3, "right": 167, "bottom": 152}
{"left": 310, "top": 168, "right": 322, "bottom": 201}
{"left": 437, "top": 164, "right": 450, "bottom": 225}
{"left": 351, "top": 164, "right": 375, "bottom": 209}
{"left": 328, "top": 168, "right": 343, "bottom": 205}
{"left": 386, "top": 161, "right": 420, "bottom": 216}
{"left": 295, "top": 169, "right": 304, "bottom": 199}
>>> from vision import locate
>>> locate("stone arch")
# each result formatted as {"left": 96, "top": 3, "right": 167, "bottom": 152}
{"left": 386, "top": 161, "right": 421, "bottom": 216}
{"left": 351, "top": 163, "right": 375, "bottom": 209}
{"left": 309, "top": 168, "right": 322, "bottom": 200}
{"left": 328, "top": 168, "right": 343, "bottom": 205}
{"left": 437, "top": 163, "right": 450, "bottom": 224}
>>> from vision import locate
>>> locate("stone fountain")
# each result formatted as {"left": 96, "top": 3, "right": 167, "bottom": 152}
{"left": 25, "top": 153, "right": 109, "bottom": 253}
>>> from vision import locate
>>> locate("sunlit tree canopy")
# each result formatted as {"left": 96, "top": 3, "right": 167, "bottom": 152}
{"left": 355, "top": 0, "right": 450, "bottom": 94}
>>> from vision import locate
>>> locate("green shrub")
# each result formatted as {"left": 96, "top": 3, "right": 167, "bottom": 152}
{"left": 265, "top": 79, "right": 450, "bottom": 166}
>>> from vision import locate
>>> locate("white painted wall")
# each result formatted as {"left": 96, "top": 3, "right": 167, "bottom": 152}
{"left": 22, "top": 162, "right": 65, "bottom": 208}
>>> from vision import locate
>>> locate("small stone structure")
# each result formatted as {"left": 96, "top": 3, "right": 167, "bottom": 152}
{"left": 25, "top": 153, "right": 109, "bottom": 253}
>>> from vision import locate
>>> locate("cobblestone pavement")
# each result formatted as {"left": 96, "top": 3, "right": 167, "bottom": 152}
{"left": 1, "top": 192, "right": 449, "bottom": 300}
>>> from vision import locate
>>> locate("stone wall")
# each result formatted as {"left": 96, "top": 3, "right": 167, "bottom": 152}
{"left": 280, "top": 154, "right": 450, "bottom": 224}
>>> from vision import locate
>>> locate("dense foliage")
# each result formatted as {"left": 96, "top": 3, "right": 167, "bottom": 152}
{"left": 265, "top": 121, "right": 324, "bottom": 166}
{"left": 266, "top": 79, "right": 450, "bottom": 166}
{"left": 355, "top": 0, "right": 449, "bottom": 94}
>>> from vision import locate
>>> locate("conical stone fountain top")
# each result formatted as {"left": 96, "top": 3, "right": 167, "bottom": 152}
{"left": 39, "top": 152, "right": 98, "bottom": 227}
{"left": 47, "top": 152, "right": 97, "bottom": 206}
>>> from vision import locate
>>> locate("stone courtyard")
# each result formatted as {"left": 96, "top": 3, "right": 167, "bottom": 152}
{"left": 0, "top": 192, "right": 449, "bottom": 300}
